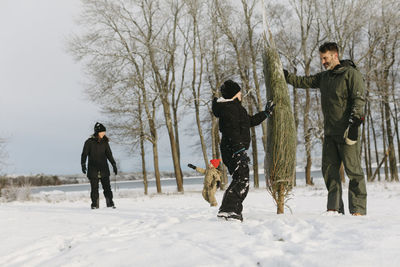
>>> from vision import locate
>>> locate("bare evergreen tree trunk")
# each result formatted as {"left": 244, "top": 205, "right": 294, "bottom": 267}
{"left": 262, "top": 16, "right": 296, "bottom": 213}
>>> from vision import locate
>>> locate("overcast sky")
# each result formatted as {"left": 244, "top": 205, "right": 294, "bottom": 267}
{"left": 0, "top": 0, "right": 206, "bottom": 176}
{"left": 0, "top": 0, "right": 99, "bottom": 175}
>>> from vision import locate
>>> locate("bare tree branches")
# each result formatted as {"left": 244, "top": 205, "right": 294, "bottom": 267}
{"left": 68, "top": 0, "right": 400, "bottom": 188}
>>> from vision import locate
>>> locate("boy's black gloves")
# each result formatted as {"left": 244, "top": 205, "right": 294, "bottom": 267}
{"left": 112, "top": 164, "right": 118, "bottom": 175}
{"left": 283, "top": 69, "right": 289, "bottom": 80}
{"left": 188, "top": 164, "right": 196, "bottom": 170}
{"left": 264, "top": 100, "right": 275, "bottom": 118}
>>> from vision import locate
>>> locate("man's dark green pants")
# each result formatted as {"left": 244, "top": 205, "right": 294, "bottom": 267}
{"left": 322, "top": 135, "right": 367, "bottom": 215}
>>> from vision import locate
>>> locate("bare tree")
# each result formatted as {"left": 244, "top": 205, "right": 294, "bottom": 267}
{"left": 203, "top": 0, "right": 236, "bottom": 187}
{"left": 214, "top": 0, "right": 266, "bottom": 187}
{"left": 68, "top": 0, "right": 168, "bottom": 192}
{"left": 104, "top": 89, "right": 150, "bottom": 194}
{"left": 181, "top": 0, "right": 209, "bottom": 167}
{"left": 290, "top": 0, "right": 322, "bottom": 186}
{"left": 370, "top": 0, "right": 399, "bottom": 181}
{"left": 239, "top": 0, "right": 269, "bottom": 188}
{"left": 68, "top": 0, "right": 400, "bottom": 191}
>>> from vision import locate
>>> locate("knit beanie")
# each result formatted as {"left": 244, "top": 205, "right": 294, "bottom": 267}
{"left": 221, "top": 80, "right": 241, "bottom": 99}
{"left": 94, "top": 122, "right": 106, "bottom": 133}
{"left": 210, "top": 159, "right": 221, "bottom": 168}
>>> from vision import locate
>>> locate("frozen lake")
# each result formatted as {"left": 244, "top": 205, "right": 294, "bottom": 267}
{"left": 31, "top": 170, "right": 324, "bottom": 194}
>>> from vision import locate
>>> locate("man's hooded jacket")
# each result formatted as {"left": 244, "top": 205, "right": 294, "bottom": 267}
{"left": 285, "top": 60, "right": 365, "bottom": 136}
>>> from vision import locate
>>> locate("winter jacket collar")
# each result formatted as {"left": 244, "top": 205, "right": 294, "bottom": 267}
{"left": 212, "top": 97, "right": 241, "bottom": 119}
{"left": 332, "top": 59, "right": 358, "bottom": 74}
{"left": 216, "top": 97, "right": 234, "bottom": 103}
{"left": 89, "top": 134, "right": 109, "bottom": 143}
{"left": 216, "top": 97, "right": 241, "bottom": 104}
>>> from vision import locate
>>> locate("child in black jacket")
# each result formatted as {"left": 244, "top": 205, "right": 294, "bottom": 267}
{"left": 212, "top": 80, "right": 274, "bottom": 221}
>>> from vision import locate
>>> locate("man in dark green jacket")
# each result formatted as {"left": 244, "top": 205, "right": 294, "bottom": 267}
{"left": 284, "top": 42, "right": 366, "bottom": 215}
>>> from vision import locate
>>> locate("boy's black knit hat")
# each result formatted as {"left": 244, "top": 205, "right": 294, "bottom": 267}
{"left": 220, "top": 80, "right": 241, "bottom": 99}
{"left": 94, "top": 122, "right": 106, "bottom": 133}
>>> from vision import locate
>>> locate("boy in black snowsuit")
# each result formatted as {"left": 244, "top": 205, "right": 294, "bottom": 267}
{"left": 212, "top": 80, "right": 274, "bottom": 221}
{"left": 81, "top": 122, "right": 118, "bottom": 209}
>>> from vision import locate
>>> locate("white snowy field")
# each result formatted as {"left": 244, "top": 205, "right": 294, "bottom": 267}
{"left": 1, "top": 179, "right": 400, "bottom": 267}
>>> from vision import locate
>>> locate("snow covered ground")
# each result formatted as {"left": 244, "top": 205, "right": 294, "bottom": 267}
{"left": 1, "top": 179, "right": 400, "bottom": 267}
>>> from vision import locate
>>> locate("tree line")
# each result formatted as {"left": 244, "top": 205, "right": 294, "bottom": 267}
{"left": 68, "top": 0, "right": 400, "bottom": 193}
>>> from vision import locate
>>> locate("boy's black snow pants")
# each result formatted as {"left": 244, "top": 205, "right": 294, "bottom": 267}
{"left": 219, "top": 147, "right": 250, "bottom": 215}
{"left": 89, "top": 172, "right": 113, "bottom": 206}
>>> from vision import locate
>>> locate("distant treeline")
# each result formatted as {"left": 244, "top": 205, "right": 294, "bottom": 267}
{"left": 0, "top": 175, "right": 68, "bottom": 189}
{"left": 0, "top": 171, "right": 198, "bottom": 189}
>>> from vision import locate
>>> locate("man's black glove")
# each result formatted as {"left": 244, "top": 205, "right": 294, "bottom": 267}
{"left": 349, "top": 115, "right": 364, "bottom": 128}
{"left": 233, "top": 149, "right": 250, "bottom": 166}
{"left": 283, "top": 69, "right": 289, "bottom": 80}
{"left": 345, "top": 115, "right": 364, "bottom": 145}
{"left": 188, "top": 163, "right": 196, "bottom": 170}
{"left": 346, "top": 126, "right": 359, "bottom": 144}
{"left": 264, "top": 100, "right": 275, "bottom": 118}
{"left": 112, "top": 165, "right": 118, "bottom": 175}
{"left": 82, "top": 164, "right": 86, "bottom": 174}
